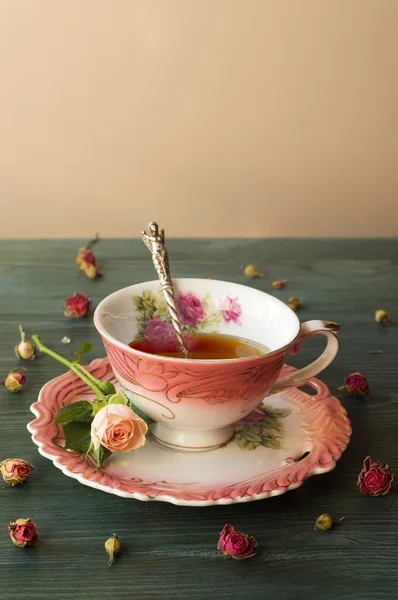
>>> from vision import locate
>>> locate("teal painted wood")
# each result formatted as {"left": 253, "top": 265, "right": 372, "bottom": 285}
{"left": 0, "top": 239, "right": 397, "bottom": 600}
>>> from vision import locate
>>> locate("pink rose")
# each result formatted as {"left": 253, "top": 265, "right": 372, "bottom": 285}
{"left": 8, "top": 518, "right": 38, "bottom": 547}
{"left": 358, "top": 456, "right": 394, "bottom": 496}
{"left": 217, "top": 524, "right": 257, "bottom": 560}
{"left": 176, "top": 292, "right": 206, "bottom": 326}
{"left": 143, "top": 317, "right": 175, "bottom": 342}
{"left": 0, "top": 458, "right": 33, "bottom": 486}
{"left": 218, "top": 295, "right": 242, "bottom": 325}
{"left": 91, "top": 404, "right": 148, "bottom": 453}
{"left": 63, "top": 293, "right": 91, "bottom": 318}
{"left": 339, "top": 372, "right": 369, "bottom": 396}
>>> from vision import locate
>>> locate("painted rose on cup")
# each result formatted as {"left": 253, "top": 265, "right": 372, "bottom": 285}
{"left": 176, "top": 292, "right": 206, "bottom": 326}
{"left": 132, "top": 288, "right": 243, "bottom": 339}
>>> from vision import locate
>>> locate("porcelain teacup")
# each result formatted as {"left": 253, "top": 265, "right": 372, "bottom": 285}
{"left": 94, "top": 279, "right": 339, "bottom": 452}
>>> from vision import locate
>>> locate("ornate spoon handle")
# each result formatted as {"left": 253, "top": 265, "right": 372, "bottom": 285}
{"left": 141, "top": 222, "right": 188, "bottom": 358}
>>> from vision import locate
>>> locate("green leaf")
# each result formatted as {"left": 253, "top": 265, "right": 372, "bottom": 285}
{"left": 97, "top": 381, "right": 116, "bottom": 395}
{"left": 238, "top": 438, "right": 250, "bottom": 450}
{"left": 133, "top": 295, "right": 144, "bottom": 310}
{"left": 237, "top": 428, "right": 263, "bottom": 443}
{"left": 263, "top": 406, "right": 291, "bottom": 419}
{"left": 245, "top": 441, "right": 260, "bottom": 451}
{"left": 92, "top": 445, "right": 112, "bottom": 468}
{"left": 71, "top": 341, "right": 92, "bottom": 364}
{"left": 63, "top": 421, "right": 92, "bottom": 454}
{"left": 54, "top": 401, "right": 94, "bottom": 424}
{"left": 261, "top": 437, "right": 281, "bottom": 450}
{"left": 108, "top": 390, "right": 128, "bottom": 405}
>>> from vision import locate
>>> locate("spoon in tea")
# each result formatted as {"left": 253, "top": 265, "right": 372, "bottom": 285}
{"left": 141, "top": 222, "right": 189, "bottom": 358}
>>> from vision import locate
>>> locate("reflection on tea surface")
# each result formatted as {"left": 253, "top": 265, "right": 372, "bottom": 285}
{"left": 129, "top": 332, "right": 270, "bottom": 360}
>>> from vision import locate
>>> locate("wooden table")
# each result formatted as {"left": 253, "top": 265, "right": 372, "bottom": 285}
{"left": 0, "top": 239, "right": 397, "bottom": 600}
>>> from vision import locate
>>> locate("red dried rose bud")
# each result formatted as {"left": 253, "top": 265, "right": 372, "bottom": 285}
{"left": 2, "top": 370, "right": 26, "bottom": 392}
{"left": 217, "top": 524, "right": 257, "bottom": 560}
{"left": 375, "top": 310, "right": 391, "bottom": 325}
{"left": 358, "top": 456, "right": 394, "bottom": 496}
{"left": 63, "top": 293, "right": 91, "bottom": 318}
{"left": 338, "top": 372, "right": 369, "bottom": 397}
{"left": 0, "top": 458, "right": 34, "bottom": 486}
{"left": 76, "top": 248, "right": 99, "bottom": 279}
{"left": 272, "top": 280, "right": 287, "bottom": 289}
{"left": 8, "top": 518, "right": 38, "bottom": 547}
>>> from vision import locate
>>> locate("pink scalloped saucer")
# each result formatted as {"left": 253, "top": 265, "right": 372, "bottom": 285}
{"left": 27, "top": 358, "right": 351, "bottom": 507}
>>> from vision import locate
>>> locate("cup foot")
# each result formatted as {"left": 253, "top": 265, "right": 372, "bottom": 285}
{"left": 150, "top": 423, "right": 235, "bottom": 452}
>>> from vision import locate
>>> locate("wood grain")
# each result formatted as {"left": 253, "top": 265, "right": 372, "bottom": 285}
{"left": 0, "top": 239, "right": 397, "bottom": 600}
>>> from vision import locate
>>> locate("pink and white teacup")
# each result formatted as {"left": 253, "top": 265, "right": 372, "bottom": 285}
{"left": 94, "top": 279, "right": 339, "bottom": 452}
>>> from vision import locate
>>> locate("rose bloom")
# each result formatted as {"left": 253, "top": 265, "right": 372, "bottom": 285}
{"left": 76, "top": 248, "right": 98, "bottom": 279}
{"left": 218, "top": 524, "right": 257, "bottom": 560}
{"left": 64, "top": 293, "right": 91, "bottom": 318}
{"left": 8, "top": 518, "right": 38, "bottom": 548}
{"left": 91, "top": 404, "right": 148, "bottom": 453}
{"left": 339, "top": 372, "right": 369, "bottom": 397}
{"left": 0, "top": 458, "right": 33, "bottom": 486}
{"left": 176, "top": 292, "right": 206, "bottom": 326}
{"left": 218, "top": 295, "right": 242, "bottom": 325}
{"left": 358, "top": 456, "right": 394, "bottom": 496}
{"left": 143, "top": 317, "right": 175, "bottom": 342}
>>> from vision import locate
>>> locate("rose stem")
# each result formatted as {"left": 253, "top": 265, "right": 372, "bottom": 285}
{"left": 73, "top": 363, "right": 112, "bottom": 392}
{"left": 31, "top": 335, "right": 105, "bottom": 399}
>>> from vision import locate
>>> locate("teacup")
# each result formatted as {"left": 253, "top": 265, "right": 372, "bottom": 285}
{"left": 94, "top": 279, "right": 339, "bottom": 452}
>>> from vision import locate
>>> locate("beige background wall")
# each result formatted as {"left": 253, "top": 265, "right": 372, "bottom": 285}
{"left": 0, "top": 0, "right": 397, "bottom": 238}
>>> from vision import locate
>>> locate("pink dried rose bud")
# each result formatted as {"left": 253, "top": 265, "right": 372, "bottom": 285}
{"left": 217, "top": 524, "right": 257, "bottom": 560}
{"left": 272, "top": 280, "right": 287, "bottom": 289}
{"left": 0, "top": 458, "right": 34, "bottom": 486}
{"left": 63, "top": 293, "right": 91, "bottom": 318}
{"left": 358, "top": 456, "right": 394, "bottom": 496}
{"left": 8, "top": 518, "right": 38, "bottom": 548}
{"left": 2, "top": 370, "right": 26, "bottom": 392}
{"left": 375, "top": 310, "right": 391, "bottom": 325}
{"left": 338, "top": 372, "right": 369, "bottom": 397}
{"left": 76, "top": 248, "right": 99, "bottom": 279}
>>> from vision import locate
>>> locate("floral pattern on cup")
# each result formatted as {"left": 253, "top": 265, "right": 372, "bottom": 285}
{"left": 234, "top": 405, "right": 291, "bottom": 450}
{"left": 132, "top": 289, "right": 242, "bottom": 339}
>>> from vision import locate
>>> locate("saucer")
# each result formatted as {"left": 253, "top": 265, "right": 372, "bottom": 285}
{"left": 28, "top": 358, "right": 351, "bottom": 507}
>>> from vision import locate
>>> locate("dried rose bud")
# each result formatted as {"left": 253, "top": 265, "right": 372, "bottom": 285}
{"left": 63, "top": 293, "right": 91, "bottom": 318}
{"left": 286, "top": 296, "right": 301, "bottom": 311}
{"left": 272, "top": 280, "right": 287, "bottom": 289}
{"left": 338, "top": 372, "right": 369, "bottom": 397}
{"left": 217, "top": 524, "right": 257, "bottom": 560}
{"left": 2, "top": 370, "right": 26, "bottom": 392}
{"left": 0, "top": 458, "right": 34, "bottom": 486}
{"left": 15, "top": 325, "right": 35, "bottom": 360}
{"left": 8, "top": 518, "right": 38, "bottom": 547}
{"left": 241, "top": 264, "right": 264, "bottom": 278}
{"left": 76, "top": 248, "right": 99, "bottom": 279}
{"left": 105, "top": 533, "right": 121, "bottom": 567}
{"left": 375, "top": 310, "right": 391, "bottom": 325}
{"left": 314, "top": 513, "right": 345, "bottom": 531}
{"left": 358, "top": 456, "right": 394, "bottom": 496}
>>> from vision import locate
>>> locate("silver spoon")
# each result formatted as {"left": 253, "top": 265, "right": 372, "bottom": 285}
{"left": 141, "top": 222, "right": 189, "bottom": 358}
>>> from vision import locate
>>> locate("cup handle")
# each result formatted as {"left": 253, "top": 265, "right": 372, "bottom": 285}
{"left": 269, "top": 320, "right": 340, "bottom": 393}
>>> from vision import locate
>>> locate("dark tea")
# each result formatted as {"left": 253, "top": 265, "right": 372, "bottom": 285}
{"left": 128, "top": 332, "right": 270, "bottom": 359}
